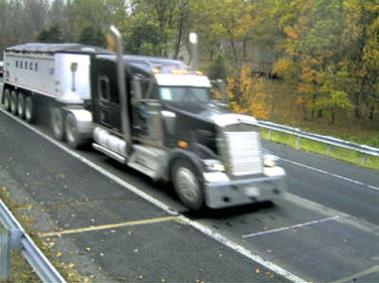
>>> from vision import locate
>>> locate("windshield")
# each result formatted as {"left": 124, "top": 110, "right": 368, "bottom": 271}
{"left": 159, "top": 87, "right": 211, "bottom": 103}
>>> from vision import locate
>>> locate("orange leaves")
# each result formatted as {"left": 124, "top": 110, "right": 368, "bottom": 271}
{"left": 227, "top": 65, "right": 271, "bottom": 120}
{"left": 273, "top": 58, "right": 296, "bottom": 79}
{"left": 284, "top": 26, "right": 299, "bottom": 39}
{"left": 297, "top": 83, "right": 315, "bottom": 95}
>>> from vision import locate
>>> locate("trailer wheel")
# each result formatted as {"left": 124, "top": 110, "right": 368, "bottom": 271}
{"left": 10, "top": 90, "right": 17, "bottom": 115}
{"left": 172, "top": 158, "right": 205, "bottom": 210}
{"left": 25, "top": 96, "right": 35, "bottom": 123}
{"left": 51, "top": 108, "right": 65, "bottom": 140}
{"left": 65, "top": 113, "right": 83, "bottom": 148}
{"left": 3, "top": 89, "right": 10, "bottom": 111}
{"left": 17, "top": 92, "right": 25, "bottom": 118}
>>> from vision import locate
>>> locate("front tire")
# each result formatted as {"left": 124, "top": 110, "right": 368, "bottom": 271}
{"left": 10, "top": 90, "right": 17, "bottom": 114}
{"left": 51, "top": 108, "right": 65, "bottom": 140}
{"left": 172, "top": 158, "right": 205, "bottom": 211}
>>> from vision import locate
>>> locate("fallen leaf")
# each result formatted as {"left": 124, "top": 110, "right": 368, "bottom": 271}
{"left": 255, "top": 268, "right": 261, "bottom": 274}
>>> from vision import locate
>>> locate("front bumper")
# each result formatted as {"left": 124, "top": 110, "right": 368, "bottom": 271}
{"left": 203, "top": 166, "right": 286, "bottom": 209}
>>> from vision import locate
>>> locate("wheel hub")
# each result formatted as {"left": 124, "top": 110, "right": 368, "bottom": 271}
{"left": 176, "top": 167, "right": 200, "bottom": 203}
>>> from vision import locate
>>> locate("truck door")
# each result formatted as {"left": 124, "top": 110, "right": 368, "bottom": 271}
{"left": 131, "top": 76, "right": 164, "bottom": 148}
{"left": 92, "top": 58, "right": 121, "bottom": 132}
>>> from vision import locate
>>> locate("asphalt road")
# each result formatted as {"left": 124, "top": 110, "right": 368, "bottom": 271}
{"left": 0, "top": 81, "right": 378, "bottom": 282}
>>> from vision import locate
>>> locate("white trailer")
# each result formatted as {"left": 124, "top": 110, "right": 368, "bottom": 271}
{"left": 1, "top": 43, "right": 108, "bottom": 147}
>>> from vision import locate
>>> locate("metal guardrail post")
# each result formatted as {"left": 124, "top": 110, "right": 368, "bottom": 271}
{"left": 267, "top": 129, "right": 272, "bottom": 140}
{"left": 362, "top": 155, "right": 368, "bottom": 165}
{"left": 0, "top": 224, "right": 11, "bottom": 281}
{"left": 295, "top": 136, "right": 301, "bottom": 149}
{"left": 326, "top": 145, "right": 332, "bottom": 156}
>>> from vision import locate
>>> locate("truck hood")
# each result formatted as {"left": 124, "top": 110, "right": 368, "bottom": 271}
{"left": 164, "top": 102, "right": 258, "bottom": 127}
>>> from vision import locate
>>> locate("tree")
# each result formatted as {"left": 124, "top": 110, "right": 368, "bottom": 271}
{"left": 227, "top": 64, "right": 271, "bottom": 120}
{"left": 190, "top": 0, "right": 255, "bottom": 65}
{"left": 78, "top": 25, "right": 105, "bottom": 47}
{"left": 37, "top": 24, "right": 63, "bottom": 43}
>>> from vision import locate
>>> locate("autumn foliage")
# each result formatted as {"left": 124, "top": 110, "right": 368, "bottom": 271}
{"left": 227, "top": 65, "right": 271, "bottom": 120}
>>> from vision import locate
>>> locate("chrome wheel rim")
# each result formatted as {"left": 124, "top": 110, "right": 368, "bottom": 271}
{"left": 175, "top": 167, "right": 200, "bottom": 204}
{"left": 66, "top": 116, "right": 77, "bottom": 145}
{"left": 4, "top": 91, "right": 10, "bottom": 110}
{"left": 52, "top": 109, "right": 63, "bottom": 139}
{"left": 17, "top": 94, "right": 24, "bottom": 117}
{"left": 25, "top": 98, "right": 32, "bottom": 121}
{"left": 10, "top": 92, "right": 17, "bottom": 113}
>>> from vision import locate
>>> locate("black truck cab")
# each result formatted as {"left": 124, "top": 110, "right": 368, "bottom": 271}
{"left": 89, "top": 54, "right": 286, "bottom": 210}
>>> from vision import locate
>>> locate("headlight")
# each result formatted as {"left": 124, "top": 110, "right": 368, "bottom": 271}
{"left": 203, "top": 159, "right": 225, "bottom": 172}
{"left": 263, "top": 154, "right": 279, "bottom": 167}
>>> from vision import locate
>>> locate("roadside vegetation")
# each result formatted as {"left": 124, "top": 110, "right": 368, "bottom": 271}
{"left": 0, "top": 0, "right": 377, "bottom": 153}
{"left": 0, "top": 188, "right": 86, "bottom": 283}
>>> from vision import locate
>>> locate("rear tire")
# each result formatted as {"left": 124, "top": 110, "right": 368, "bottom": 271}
{"left": 172, "top": 158, "right": 205, "bottom": 211}
{"left": 3, "top": 88, "right": 10, "bottom": 111}
{"left": 51, "top": 107, "right": 65, "bottom": 140}
{"left": 17, "top": 92, "right": 25, "bottom": 118}
{"left": 10, "top": 90, "right": 17, "bottom": 115}
{"left": 65, "top": 113, "right": 84, "bottom": 148}
{"left": 25, "top": 95, "right": 35, "bottom": 123}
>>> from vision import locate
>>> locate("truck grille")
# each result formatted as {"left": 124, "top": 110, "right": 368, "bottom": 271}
{"left": 222, "top": 131, "right": 263, "bottom": 176}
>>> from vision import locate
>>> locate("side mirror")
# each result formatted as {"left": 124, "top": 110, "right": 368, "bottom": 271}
{"left": 132, "top": 76, "right": 143, "bottom": 101}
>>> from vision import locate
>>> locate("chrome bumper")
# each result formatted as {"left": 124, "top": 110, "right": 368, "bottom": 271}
{"left": 203, "top": 167, "right": 286, "bottom": 209}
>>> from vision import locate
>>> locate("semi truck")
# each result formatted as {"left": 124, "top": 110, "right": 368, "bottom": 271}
{"left": 1, "top": 27, "right": 286, "bottom": 210}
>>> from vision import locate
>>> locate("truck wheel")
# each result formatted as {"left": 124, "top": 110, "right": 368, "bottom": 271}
{"left": 10, "top": 90, "right": 17, "bottom": 115}
{"left": 65, "top": 113, "right": 83, "bottom": 148}
{"left": 17, "top": 92, "right": 25, "bottom": 118}
{"left": 25, "top": 96, "right": 35, "bottom": 123}
{"left": 51, "top": 108, "right": 65, "bottom": 140}
{"left": 3, "top": 89, "right": 10, "bottom": 111}
{"left": 172, "top": 159, "right": 205, "bottom": 210}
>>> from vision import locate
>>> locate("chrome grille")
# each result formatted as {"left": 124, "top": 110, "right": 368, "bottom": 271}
{"left": 222, "top": 131, "right": 263, "bottom": 176}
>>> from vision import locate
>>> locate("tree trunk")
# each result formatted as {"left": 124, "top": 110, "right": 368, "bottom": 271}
{"left": 174, "top": 10, "right": 184, "bottom": 59}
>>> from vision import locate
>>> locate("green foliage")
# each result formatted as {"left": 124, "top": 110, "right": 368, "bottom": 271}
{"left": 78, "top": 25, "right": 105, "bottom": 47}
{"left": 123, "top": 14, "right": 162, "bottom": 55}
{"left": 207, "top": 54, "right": 228, "bottom": 80}
{"left": 37, "top": 24, "right": 63, "bottom": 43}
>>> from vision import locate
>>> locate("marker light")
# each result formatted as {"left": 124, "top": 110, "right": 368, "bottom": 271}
{"left": 177, "top": 140, "right": 189, "bottom": 149}
{"left": 171, "top": 69, "right": 189, "bottom": 75}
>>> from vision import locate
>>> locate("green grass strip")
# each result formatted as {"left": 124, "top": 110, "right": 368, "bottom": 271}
{"left": 261, "top": 128, "right": 379, "bottom": 171}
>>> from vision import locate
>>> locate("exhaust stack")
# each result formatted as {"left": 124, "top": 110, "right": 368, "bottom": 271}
{"left": 189, "top": 32, "right": 198, "bottom": 70}
{"left": 108, "top": 25, "right": 132, "bottom": 156}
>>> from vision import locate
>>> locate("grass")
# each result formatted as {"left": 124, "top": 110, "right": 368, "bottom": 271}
{"left": 6, "top": 252, "right": 41, "bottom": 283}
{"left": 262, "top": 128, "right": 379, "bottom": 171}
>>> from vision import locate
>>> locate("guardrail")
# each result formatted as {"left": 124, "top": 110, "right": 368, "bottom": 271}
{"left": 0, "top": 199, "right": 66, "bottom": 282}
{"left": 259, "top": 120, "right": 379, "bottom": 164}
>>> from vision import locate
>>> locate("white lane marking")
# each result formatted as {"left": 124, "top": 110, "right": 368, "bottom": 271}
{"left": 280, "top": 157, "right": 379, "bottom": 192}
{"left": 0, "top": 108, "right": 306, "bottom": 283}
{"left": 284, "top": 192, "right": 379, "bottom": 234}
{"left": 179, "top": 216, "right": 305, "bottom": 283}
{"left": 331, "top": 265, "right": 379, "bottom": 283}
{"left": 242, "top": 216, "right": 340, "bottom": 239}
